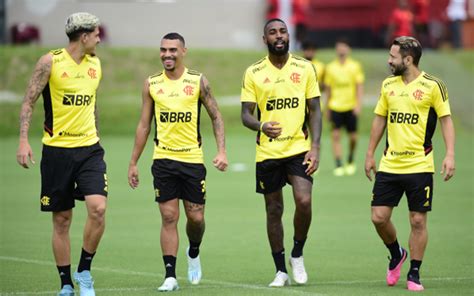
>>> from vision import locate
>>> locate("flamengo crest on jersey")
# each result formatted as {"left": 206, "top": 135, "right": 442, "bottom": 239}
{"left": 375, "top": 71, "right": 451, "bottom": 173}
{"left": 241, "top": 54, "right": 321, "bottom": 162}
{"left": 149, "top": 68, "right": 204, "bottom": 164}
{"left": 42, "top": 48, "right": 101, "bottom": 148}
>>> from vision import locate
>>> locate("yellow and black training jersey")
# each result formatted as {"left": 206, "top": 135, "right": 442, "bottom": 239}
{"left": 324, "top": 57, "right": 364, "bottom": 112}
{"left": 42, "top": 48, "right": 101, "bottom": 147}
{"left": 375, "top": 71, "right": 451, "bottom": 173}
{"left": 149, "top": 68, "right": 204, "bottom": 164}
{"left": 241, "top": 54, "right": 321, "bottom": 162}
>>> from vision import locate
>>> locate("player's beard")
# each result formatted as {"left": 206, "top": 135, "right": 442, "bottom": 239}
{"left": 267, "top": 41, "right": 289, "bottom": 56}
{"left": 390, "top": 61, "right": 407, "bottom": 76}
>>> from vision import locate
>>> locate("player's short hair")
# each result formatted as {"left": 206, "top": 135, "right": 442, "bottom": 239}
{"left": 393, "top": 36, "right": 422, "bottom": 66}
{"left": 162, "top": 32, "right": 185, "bottom": 47}
{"left": 264, "top": 18, "right": 286, "bottom": 34}
{"left": 335, "top": 37, "right": 350, "bottom": 47}
{"left": 65, "top": 12, "right": 100, "bottom": 41}
{"left": 302, "top": 39, "right": 317, "bottom": 50}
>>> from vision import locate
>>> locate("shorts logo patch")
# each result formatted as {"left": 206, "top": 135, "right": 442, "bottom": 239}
{"left": 103, "top": 174, "right": 108, "bottom": 192}
{"left": 155, "top": 188, "right": 160, "bottom": 197}
{"left": 40, "top": 196, "right": 50, "bottom": 206}
{"left": 200, "top": 180, "right": 206, "bottom": 193}
{"left": 259, "top": 181, "right": 265, "bottom": 190}
{"left": 423, "top": 200, "right": 430, "bottom": 207}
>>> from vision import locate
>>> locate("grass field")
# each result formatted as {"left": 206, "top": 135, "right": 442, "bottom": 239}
{"left": 1, "top": 47, "right": 473, "bottom": 295}
{"left": 1, "top": 129, "right": 472, "bottom": 295}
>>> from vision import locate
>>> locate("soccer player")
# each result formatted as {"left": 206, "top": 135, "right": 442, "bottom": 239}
{"left": 128, "top": 32, "right": 228, "bottom": 292}
{"left": 16, "top": 12, "right": 106, "bottom": 296}
{"left": 324, "top": 38, "right": 364, "bottom": 176}
{"left": 241, "top": 18, "right": 322, "bottom": 287}
{"left": 365, "top": 36, "right": 455, "bottom": 291}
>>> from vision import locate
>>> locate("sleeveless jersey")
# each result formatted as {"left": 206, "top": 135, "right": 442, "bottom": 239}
{"left": 42, "top": 48, "right": 101, "bottom": 147}
{"left": 149, "top": 68, "right": 204, "bottom": 163}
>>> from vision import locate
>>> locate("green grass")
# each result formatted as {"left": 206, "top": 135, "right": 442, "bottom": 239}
{"left": 1, "top": 129, "right": 473, "bottom": 295}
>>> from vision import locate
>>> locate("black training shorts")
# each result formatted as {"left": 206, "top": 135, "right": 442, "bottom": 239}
{"left": 330, "top": 110, "right": 358, "bottom": 132}
{"left": 256, "top": 152, "right": 313, "bottom": 194}
{"left": 40, "top": 142, "right": 108, "bottom": 212}
{"left": 151, "top": 159, "right": 207, "bottom": 204}
{"left": 371, "top": 172, "right": 433, "bottom": 212}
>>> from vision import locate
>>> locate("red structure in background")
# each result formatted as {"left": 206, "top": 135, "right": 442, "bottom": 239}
{"left": 304, "top": 0, "right": 450, "bottom": 47}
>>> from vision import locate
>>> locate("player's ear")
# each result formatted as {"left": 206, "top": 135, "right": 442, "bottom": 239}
{"left": 262, "top": 35, "right": 268, "bottom": 45}
{"left": 182, "top": 47, "right": 187, "bottom": 56}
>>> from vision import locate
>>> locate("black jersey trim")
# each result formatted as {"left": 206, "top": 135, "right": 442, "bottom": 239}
{"left": 423, "top": 74, "right": 448, "bottom": 102}
{"left": 42, "top": 83, "right": 53, "bottom": 137}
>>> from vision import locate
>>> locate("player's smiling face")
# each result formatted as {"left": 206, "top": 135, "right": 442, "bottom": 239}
{"left": 264, "top": 21, "right": 289, "bottom": 56}
{"left": 388, "top": 45, "right": 407, "bottom": 76}
{"left": 160, "top": 38, "right": 186, "bottom": 71}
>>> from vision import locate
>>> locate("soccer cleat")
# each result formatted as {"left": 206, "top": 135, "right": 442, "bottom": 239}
{"left": 289, "top": 256, "right": 308, "bottom": 284}
{"left": 157, "top": 277, "right": 179, "bottom": 292}
{"left": 268, "top": 271, "right": 291, "bottom": 287}
{"left": 333, "top": 167, "right": 345, "bottom": 177}
{"left": 344, "top": 163, "right": 357, "bottom": 176}
{"left": 407, "top": 273, "right": 424, "bottom": 291}
{"left": 73, "top": 271, "right": 95, "bottom": 296}
{"left": 57, "top": 284, "right": 75, "bottom": 296}
{"left": 386, "top": 248, "right": 407, "bottom": 286}
{"left": 186, "top": 247, "right": 202, "bottom": 284}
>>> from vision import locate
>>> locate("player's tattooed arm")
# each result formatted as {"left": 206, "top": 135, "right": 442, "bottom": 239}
{"left": 200, "top": 75, "right": 228, "bottom": 171}
{"left": 19, "top": 53, "right": 52, "bottom": 140}
{"left": 200, "top": 75, "right": 226, "bottom": 153}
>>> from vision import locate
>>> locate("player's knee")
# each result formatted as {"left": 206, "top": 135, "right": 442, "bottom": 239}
{"left": 53, "top": 213, "right": 72, "bottom": 234}
{"left": 409, "top": 213, "right": 426, "bottom": 230}
{"left": 371, "top": 212, "right": 389, "bottom": 226}
{"left": 295, "top": 197, "right": 311, "bottom": 213}
{"left": 161, "top": 211, "right": 179, "bottom": 226}
{"left": 187, "top": 212, "right": 204, "bottom": 226}
{"left": 266, "top": 202, "right": 283, "bottom": 219}
{"left": 89, "top": 205, "right": 106, "bottom": 224}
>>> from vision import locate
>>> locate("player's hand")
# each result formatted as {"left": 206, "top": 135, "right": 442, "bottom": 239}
{"left": 365, "top": 154, "right": 377, "bottom": 181}
{"left": 303, "top": 148, "right": 319, "bottom": 175}
{"left": 440, "top": 155, "right": 455, "bottom": 181}
{"left": 213, "top": 152, "right": 228, "bottom": 172}
{"left": 353, "top": 106, "right": 362, "bottom": 116}
{"left": 262, "top": 121, "right": 282, "bottom": 139}
{"left": 128, "top": 164, "right": 140, "bottom": 189}
{"left": 17, "top": 140, "right": 35, "bottom": 169}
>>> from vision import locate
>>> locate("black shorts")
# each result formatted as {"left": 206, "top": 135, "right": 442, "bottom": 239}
{"left": 256, "top": 152, "right": 313, "bottom": 194}
{"left": 330, "top": 110, "right": 357, "bottom": 132}
{"left": 40, "top": 142, "right": 108, "bottom": 212}
{"left": 151, "top": 159, "right": 207, "bottom": 204}
{"left": 371, "top": 172, "right": 433, "bottom": 212}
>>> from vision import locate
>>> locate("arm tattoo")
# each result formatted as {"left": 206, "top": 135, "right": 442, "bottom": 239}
{"left": 19, "top": 56, "right": 51, "bottom": 139}
{"left": 200, "top": 76, "right": 225, "bottom": 152}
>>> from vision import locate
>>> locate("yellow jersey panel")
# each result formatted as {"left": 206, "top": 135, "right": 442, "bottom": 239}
{"left": 375, "top": 72, "right": 451, "bottom": 173}
{"left": 311, "top": 58, "right": 325, "bottom": 83}
{"left": 324, "top": 57, "right": 364, "bottom": 112}
{"left": 241, "top": 54, "right": 321, "bottom": 162}
{"left": 42, "top": 48, "right": 101, "bottom": 147}
{"left": 149, "top": 68, "right": 204, "bottom": 164}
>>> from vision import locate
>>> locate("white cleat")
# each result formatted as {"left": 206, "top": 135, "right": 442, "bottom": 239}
{"left": 289, "top": 256, "right": 308, "bottom": 284}
{"left": 157, "top": 277, "right": 179, "bottom": 292}
{"left": 268, "top": 271, "right": 291, "bottom": 287}
{"left": 186, "top": 247, "right": 202, "bottom": 285}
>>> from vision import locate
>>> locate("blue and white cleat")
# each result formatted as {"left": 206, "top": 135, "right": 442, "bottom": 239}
{"left": 157, "top": 277, "right": 179, "bottom": 292}
{"left": 73, "top": 271, "right": 95, "bottom": 296}
{"left": 57, "top": 284, "right": 75, "bottom": 296}
{"left": 186, "top": 247, "right": 202, "bottom": 285}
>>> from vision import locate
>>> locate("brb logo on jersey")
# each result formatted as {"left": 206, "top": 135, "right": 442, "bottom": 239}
{"left": 390, "top": 112, "right": 419, "bottom": 124}
{"left": 62, "top": 94, "right": 93, "bottom": 106}
{"left": 266, "top": 97, "right": 299, "bottom": 111}
{"left": 160, "top": 111, "right": 192, "bottom": 123}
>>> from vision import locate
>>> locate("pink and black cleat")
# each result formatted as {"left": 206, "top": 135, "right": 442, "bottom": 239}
{"left": 407, "top": 273, "right": 425, "bottom": 291}
{"left": 386, "top": 248, "right": 407, "bottom": 286}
